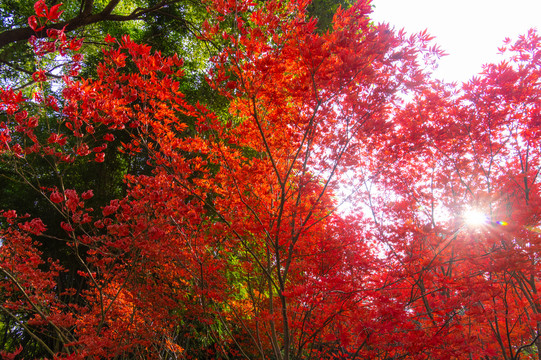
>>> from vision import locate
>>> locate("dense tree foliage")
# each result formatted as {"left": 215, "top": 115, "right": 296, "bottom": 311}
{"left": 1, "top": 0, "right": 541, "bottom": 359}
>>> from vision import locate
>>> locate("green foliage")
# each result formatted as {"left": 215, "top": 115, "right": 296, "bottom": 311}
{"left": 307, "top": 0, "right": 353, "bottom": 31}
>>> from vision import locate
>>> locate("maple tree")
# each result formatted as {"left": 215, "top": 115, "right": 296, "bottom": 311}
{"left": 359, "top": 30, "right": 541, "bottom": 359}
{"left": 1, "top": 0, "right": 541, "bottom": 359}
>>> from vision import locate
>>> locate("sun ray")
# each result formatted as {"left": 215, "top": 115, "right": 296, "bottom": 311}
{"left": 463, "top": 208, "right": 489, "bottom": 227}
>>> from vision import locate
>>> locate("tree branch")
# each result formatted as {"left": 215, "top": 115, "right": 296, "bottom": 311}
{"left": 0, "top": 0, "right": 184, "bottom": 49}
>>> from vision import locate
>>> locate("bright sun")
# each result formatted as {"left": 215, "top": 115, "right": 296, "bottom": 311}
{"left": 463, "top": 208, "right": 489, "bottom": 226}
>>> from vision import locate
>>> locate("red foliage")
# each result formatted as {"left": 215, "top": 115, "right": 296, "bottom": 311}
{"left": 2, "top": 0, "right": 541, "bottom": 359}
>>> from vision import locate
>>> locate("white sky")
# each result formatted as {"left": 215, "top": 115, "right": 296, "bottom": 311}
{"left": 370, "top": 0, "right": 541, "bottom": 83}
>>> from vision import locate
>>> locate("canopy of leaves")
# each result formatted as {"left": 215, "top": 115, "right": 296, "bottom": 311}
{"left": 1, "top": 1, "right": 541, "bottom": 360}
